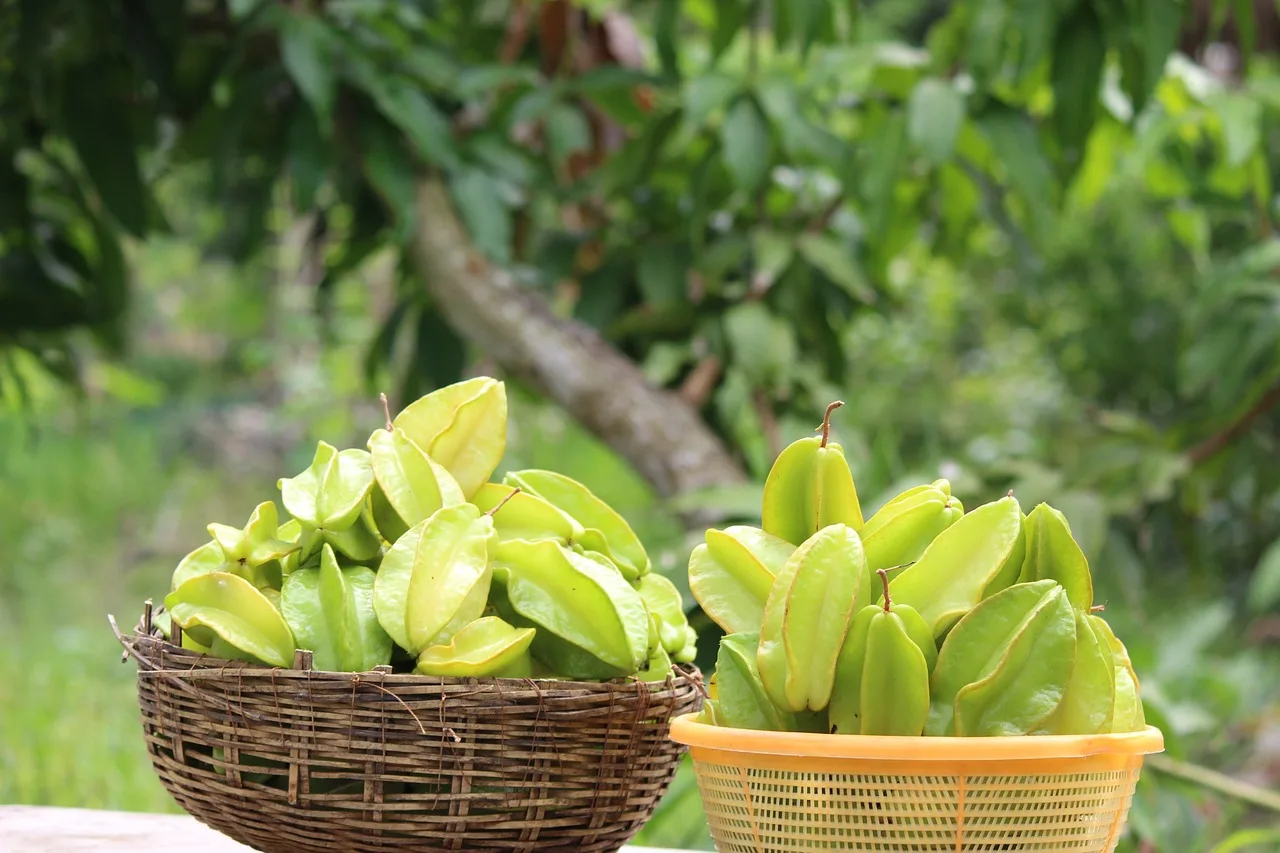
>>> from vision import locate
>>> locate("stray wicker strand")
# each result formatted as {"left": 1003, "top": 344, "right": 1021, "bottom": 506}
{"left": 113, "top": 607, "right": 703, "bottom": 853}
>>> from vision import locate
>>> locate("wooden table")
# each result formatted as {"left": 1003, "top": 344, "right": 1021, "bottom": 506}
{"left": 0, "top": 806, "right": 686, "bottom": 852}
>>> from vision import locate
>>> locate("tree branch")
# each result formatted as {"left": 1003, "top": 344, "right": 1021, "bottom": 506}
{"left": 406, "top": 177, "right": 747, "bottom": 502}
{"left": 1146, "top": 754, "right": 1280, "bottom": 814}
{"left": 1186, "top": 379, "right": 1280, "bottom": 465}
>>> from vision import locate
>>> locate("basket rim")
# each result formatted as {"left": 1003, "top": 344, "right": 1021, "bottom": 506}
{"left": 115, "top": 617, "right": 704, "bottom": 692}
{"left": 668, "top": 713, "right": 1164, "bottom": 760}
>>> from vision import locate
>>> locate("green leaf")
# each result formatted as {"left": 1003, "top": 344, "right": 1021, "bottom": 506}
{"left": 751, "top": 228, "right": 794, "bottom": 290}
{"left": 374, "top": 79, "right": 457, "bottom": 169}
{"left": 1210, "top": 828, "right": 1280, "bottom": 853}
{"left": 642, "top": 342, "right": 693, "bottom": 386}
{"left": 668, "top": 483, "right": 766, "bottom": 520}
{"left": 448, "top": 168, "right": 511, "bottom": 264}
{"left": 687, "top": 140, "right": 722, "bottom": 250}
{"left": 907, "top": 78, "right": 965, "bottom": 165}
{"left": 758, "top": 78, "right": 850, "bottom": 164}
{"left": 859, "top": 110, "right": 907, "bottom": 241}
{"left": 468, "top": 133, "right": 538, "bottom": 185}
{"left": 655, "top": 0, "right": 680, "bottom": 79}
{"left": 346, "top": 52, "right": 457, "bottom": 170}
{"left": 1216, "top": 93, "right": 1261, "bottom": 167}
{"left": 924, "top": 5, "right": 967, "bottom": 73}
{"left": 975, "top": 104, "right": 1055, "bottom": 232}
{"left": 279, "top": 12, "right": 336, "bottom": 128}
{"left": 228, "top": 0, "right": 262, "bottom": 19}
{"left": 637, "top": 242, "right": 689, "bottom": 307}
{"left": 1128, "top": 0, "right": 1185, "bottom": 114}
{"left": 1247, "top": 537, "right": 1280, "bottom": 614}
{"left": 1209, "top": 239, "right": 1280, "bottom": 283}
{"left": 61, "top": 64, "right": 149, "bottom": 238}
{"left": 544, "top": 103, "right": 593, "bottom": 170}
{"left": 1233, "top": 0, "right": 1255, "bottom": 68}
{"left": 773, "top": 0, "right": 794, "bottom": 48}
{"left": 721, "top": 301, "right": 797, "bottom": 387}
{"left": 1051, "top": 3, "right": 1106, "bottom": 168}
{"left": 1009, "top": 0, "right": 1059, "bottom": 78}
{"left": 287, "top": 103, "right": 328, "bottom": 210}
{"left": 318, "top": 186, "right": 387, "bottom": 324}
{"left": 454, "top": 65, "right": 540, "bottom": 98}
{"left": 721, "top": 95, "right": 773, "bottom": 192}
{"left": 797, "top": 234, "right": 875, "bottom": 303}
{"left": 1167, "top": 206, "right": 1209, "bottom": 264}
{"left": 867, "top": 44, "right": 931, "bottom": 99}
{"left": 510, "top": 89, "right": 558, "bottom": 125}
{"left": 965, "top": 0, "right": 1009, "bottom": 88}
{"left": 571, "top": 67, "right": 655, "bottom": 95}
{"left": 792, "top": 0, "right": 828, "bottom": 57}
{"left": 572, "top": 70, "right": 650, "bottom": 126}
{"left": 403, "top": 46, "right": 460, "bottom": 90}
{"left": 684, "top": 73, "right": 740, "bottom": 129}
{"left": 360, "top": 119, "right": 418, "bottom": 242}
{"left": 403, "top": 311, "right": 465, "bottom": 415}
{"left": 711, "top": 0, "right": 748, "bottom": 61}
{"left": 87, "top": 212, "right": 128, "bottom": 352}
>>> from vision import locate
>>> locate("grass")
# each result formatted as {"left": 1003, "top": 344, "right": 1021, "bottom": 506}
{"left": 0, "top": 412, "right": 263, "bottom": 812}
{"left": 0, "top": 626, "right": 178, "bottom": 811}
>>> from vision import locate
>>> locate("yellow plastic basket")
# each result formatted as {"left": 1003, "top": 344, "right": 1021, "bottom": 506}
{"left": 669, "top": 714, "right": 1164, "bottom": 852}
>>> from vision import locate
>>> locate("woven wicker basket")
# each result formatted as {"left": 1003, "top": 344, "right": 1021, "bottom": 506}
{"left": 112, "top": 606, "right": 704, "bottom": 853}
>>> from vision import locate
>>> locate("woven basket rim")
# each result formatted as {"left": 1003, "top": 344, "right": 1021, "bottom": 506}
{"left": 112, "top": 607, "right": 706, "bottom": 694}
{"left": 669, "top": 713, "right": 1165, "bottom": 760}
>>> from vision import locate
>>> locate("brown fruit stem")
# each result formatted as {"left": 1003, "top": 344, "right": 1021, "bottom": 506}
{"left": 1090, "top": 604, "right": 1106, "bottom": 613}
{"left": 485, "top": 486, "right": 522, "bottom": 517}
{"left": 878, "top": 568, "right": 891, "bottom": 612}
{"left": 380, "top": 392, "right": 394, "bottom": 431}
{"left": 819, "top": 400, "right": 844, "bottom": 448}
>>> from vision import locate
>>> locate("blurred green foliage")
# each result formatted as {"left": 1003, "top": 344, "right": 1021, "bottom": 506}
{"left": 2, "top": 0, "right": 1280, "bottom": 851}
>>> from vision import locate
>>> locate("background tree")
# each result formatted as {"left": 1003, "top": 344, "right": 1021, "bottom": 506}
{"left": 3, "top": 2, "right": 1280, "bottom": 848}
{"left": 8, "top": 0, "right": 1280, "bottom": 581}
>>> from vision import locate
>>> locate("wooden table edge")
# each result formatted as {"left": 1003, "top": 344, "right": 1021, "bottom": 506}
{"left": 0, "top": 805, "right": 689, "bottom": 852}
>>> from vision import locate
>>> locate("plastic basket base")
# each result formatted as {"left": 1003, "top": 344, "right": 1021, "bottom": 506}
{"left": 691, "top": 760, "right": 1141, "bottom": 852}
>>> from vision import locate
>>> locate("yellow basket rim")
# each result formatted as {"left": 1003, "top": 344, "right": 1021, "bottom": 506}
{"left": 669, "top": 714, "right": 1164, "bottom": 761}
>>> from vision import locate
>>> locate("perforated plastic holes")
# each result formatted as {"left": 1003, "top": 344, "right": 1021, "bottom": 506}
{"left": 669, "top": 714, "right": 1163, "bottom": 852}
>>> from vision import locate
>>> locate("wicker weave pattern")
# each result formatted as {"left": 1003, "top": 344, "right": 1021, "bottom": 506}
{"left": 120, "top": 631, "right": 703, "bottom": 853}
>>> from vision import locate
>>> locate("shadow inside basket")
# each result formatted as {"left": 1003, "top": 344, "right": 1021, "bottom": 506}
{"left": 112, "top": 610, "right": 705, "bottom": 853}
